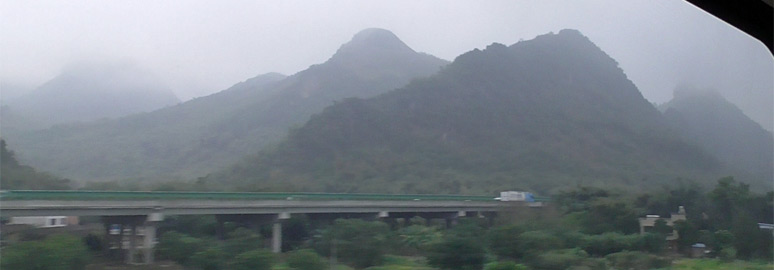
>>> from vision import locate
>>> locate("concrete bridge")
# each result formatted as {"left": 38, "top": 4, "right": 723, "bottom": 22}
{"left": 0, "top": 190, "right": 544, "bottom": 264}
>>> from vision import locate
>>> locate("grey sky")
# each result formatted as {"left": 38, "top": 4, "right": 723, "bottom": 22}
{"left": 1, "top": 0, "right": 772, "bottom": 130}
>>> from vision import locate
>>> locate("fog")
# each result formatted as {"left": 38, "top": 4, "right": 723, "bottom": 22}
{"left": 1, "top": 0, "right": 771, "bottom": 130}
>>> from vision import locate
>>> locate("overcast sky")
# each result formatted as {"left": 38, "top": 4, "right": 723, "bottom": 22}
{"left": 1, "top": 0, "right": 772, "bottom": 129}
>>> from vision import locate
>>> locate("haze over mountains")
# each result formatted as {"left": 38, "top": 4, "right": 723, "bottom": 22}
{"left": 661, "top": 87, "right": 773, "bottom": 182}
{"left": 207, "top": 29, "right": 748, "bottom": 194}
{"left": 0, "top": 28, "right": 769, "bottom": 195}
{"left": 1, "top": 61, "right": 180, "bottom": 131}
{"left": 2, "top": 28, "right": 447, "bottom": 181}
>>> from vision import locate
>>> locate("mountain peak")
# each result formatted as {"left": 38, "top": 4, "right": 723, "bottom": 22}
{"left": 328, "top": 28, "right": 417, "bottom": 64}
{"left": 348, "top": 28, "right": 410, "bottom": 50}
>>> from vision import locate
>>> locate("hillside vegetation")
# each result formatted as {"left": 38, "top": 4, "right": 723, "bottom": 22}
{"left": 206, "top": 29, "right": 725, "bottom": 194}
{"left": 5, "top": 29, "right": 447, "bottom": 181}
{"left": 661, "top": 87, "right": 773, "bottom": 185}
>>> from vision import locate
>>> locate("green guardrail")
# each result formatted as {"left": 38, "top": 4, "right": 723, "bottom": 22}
{"left": 0, "top": 190, "right": 502, "bottom": 201}
{"left": 0, "top": 190, "right": 550, "bottom": 202}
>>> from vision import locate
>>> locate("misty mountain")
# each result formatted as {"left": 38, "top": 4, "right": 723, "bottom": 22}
{"left": 3, "top": 61, "right": 180, "bottom": 130}
{"left": 661, "top": 87, "right": 773, "bottom": 184}
{"left": 208, "top": 29, "right": 725, "bottom": 194}
{"left": 0, "top": 139, "right": 71, "bottom": 190}
{"left": 5, "top": 29, "right": 448, "bottom": 181}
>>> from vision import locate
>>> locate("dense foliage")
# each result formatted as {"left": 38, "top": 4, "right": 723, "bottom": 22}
{"left": 661, "top": 87, "right": 773, "bottom": 184}
{"left": 207, "top": 29, "right": 734, "bottom": 195}
{"left": 2, "top": 178, "right": 770, "bottom": 270}
{"left": 0, "top": 139, "right": 71, "bottom": 189}
{"left": 1, "top": 234, "right": 90, "bottom": 270}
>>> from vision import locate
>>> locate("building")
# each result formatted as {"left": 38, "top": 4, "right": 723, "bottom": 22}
{"left": 9, "top": 216, "right": 79, "bottom": 228}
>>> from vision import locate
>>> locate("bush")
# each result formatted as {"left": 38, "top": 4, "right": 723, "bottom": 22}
{"left": 316, "top": 219, "right": 391, "bottom": 268}
{"left": 605, "top": 251, "right": 671, "bottom": 270}
{"left": 230, "top": 249, "right": 275, "bottom": 270}
{"left": 530, "top": 248, "right": 604, "bottom": 270}
{"left": 1, "top": 234, "right": 90, "bottom": 270}
{"left": 82, "top": 233, "right": 104, "bottom": 252}
{"left": 287, "top": 249, "right": 327, "bottom": 270}
{"left": 487, "top": 225, "right": 525, "bottom": 259}
{"left": 518, "top": 230, "right": 564, "bottom": 254}
{"left": 156, "top": 231, "right": 205, "bottom": 265}
{"left": 484, "top": 261, "right": 529, "bottom": 270}
{"left": 426, "top": 234, "right": 486, "bottom": 270}
{"left": 717, "top": 247, "right": 736, "bottom": 262}
{"left": 579, "top": 233, "right": 638, "bottom": 256}
{"left": 224, "top": 227, "right": 262, "bottom": 255}
{"left": 190, "top": 247, "right": 226, "bottom": 270}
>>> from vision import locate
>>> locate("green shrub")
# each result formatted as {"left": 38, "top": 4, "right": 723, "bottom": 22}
{"left": 190, "top": 247, "right": 226, "bottom": 270}
{"left": 717, "top": 247, "right": 736, "bottom": 262}
{"left": 1, "top": 234, "right": 90, "bottom": 270}
{"left": 579, "top": 233, "right": 638, "bottom": 256}
{"left": 224, "top": 227, "right": 262, "bottom": 255}
{"left": 230, "top": 249, "right": 275, "bottom": 270}
{"left": 156, "top": 231, "right": 205, "bottom": 265}
{"left": 287, "top": 249, "right": 327, "bottom": 270}
{"left": 531, "top": 248, "right": 604, "bottom": 270}
{"left": 484, "top": 261, "right": 529, "bottom": 270}
{"left": 605, "top": 251, "right": 671, "bottom": 270}
{"left": 427, "top": 234, "right": 486, "bottom": 270}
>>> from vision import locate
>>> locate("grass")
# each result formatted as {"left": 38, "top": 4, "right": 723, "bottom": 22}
{"left": 671, "top": 259, "right": 773, "bottom": 270}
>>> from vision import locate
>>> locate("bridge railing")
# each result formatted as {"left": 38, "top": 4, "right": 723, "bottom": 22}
{"left": 0, "top": 190, "right": 507, "bottom": 202}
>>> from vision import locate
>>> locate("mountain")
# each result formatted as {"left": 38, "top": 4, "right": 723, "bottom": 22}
{"left": 661, "top": 87, "right": 773, "bottom": 185}
{"left": 5, "top": 29, "right": 448, "bottom": 181}
{"left": 3, "top": 61, "right": 180, "bottom": 130}
{"left": 207, "top": 29, "right": 724, "bottom": 194}
{"left": 0, "top": 139, "right": 71, "bottom": 190}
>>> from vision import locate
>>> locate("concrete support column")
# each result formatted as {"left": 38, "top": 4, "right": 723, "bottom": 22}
{"left": 272, "top": 212, "right": 290, "bottom": 253}
{"left": 272, "top": 221, "right": 282, "bottom": 253}
{"left": 126, "top": 225, "right": 137, "bottom": 264}
{"left": 143, "top": 223, "right": 156, "bottom": 264}
{"left": 215, "top": 216, "right": 226, "bottom": 240}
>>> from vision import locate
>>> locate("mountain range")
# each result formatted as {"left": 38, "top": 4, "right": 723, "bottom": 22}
{"left": 661, "top": 87, "right": 773, "bottom": 182}
{"left": 2, "top": 28, "right": 448, "bottom": 181}
{"left": 1, "top": 28, "right": 770, "bottom": 195}
{"left": 203, "top": 29, "right": 746, "bottom": 194}
{"left": 1, "top": 61, "right": 180, "bottom": 131}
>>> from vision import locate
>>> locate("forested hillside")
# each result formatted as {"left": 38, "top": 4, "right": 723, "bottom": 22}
{"left": 0, "top": 139, "right": 71, "bottom": 190}
{"left": 5, "top": 29, "right": 448, "bottom": 181}
{"left": 662, "top": 87, "right": 773, "bottom": 185}
{"left": 207, "top": 29, "right": 724, "bottom": 194}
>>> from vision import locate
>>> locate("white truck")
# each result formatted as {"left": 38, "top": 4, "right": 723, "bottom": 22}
{"left": 496, "top": 191, "right": 535, "bottom": 202}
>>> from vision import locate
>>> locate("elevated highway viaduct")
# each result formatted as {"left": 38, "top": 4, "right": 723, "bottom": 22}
{"left": 0, "top": 190, "right": 546, "bottom": 264}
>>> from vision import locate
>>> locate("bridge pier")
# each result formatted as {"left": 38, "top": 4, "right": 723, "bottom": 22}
{"left": 101, "top": 213, "right": 162, "bottom": 265}
{"left": 272, "top": 212, "right": 290, "bottom": 253}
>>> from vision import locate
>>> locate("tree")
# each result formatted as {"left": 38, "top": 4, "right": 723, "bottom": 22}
{"left": 0, "top": 139, "right": 71, "bottom": 190}
{"left": 652, "top": 219, "right": 673, "bottom": 236}
{"left": 427, "top": 223, "right": 486, "bottom": 270}
{"left": 155, "top": 231, "right": 204, "bottom": 265}
{"left": 190, "top": 247, "right": 226, "bottom": 270}
{"left": 427, "top": 234, "right": 486, "bottom": 270}
{"left": 1, "top": 234, "right": 90, "bottom": 270}
{"left": 286, "top": 249, "right": 327, "bottom": 270}
{"left": 316, "top": 219, "right": 391, "bottom": 269}
{"left": 230, "top": 249, "right": 274, "bottom": 270}
{"left": 224, "top": 227, "right": 262, "bottom": 255}
{"left": 487, "top": 224, "right": 525, "bottom": 259}
{"left": 484, "top": 261, "right": 528, "bottom": 270}
{"left": 398, "top": 224, "right": 442, "bottom": 254}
